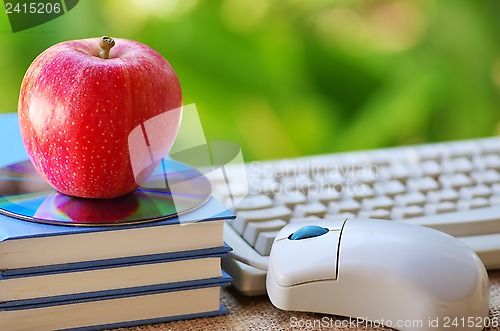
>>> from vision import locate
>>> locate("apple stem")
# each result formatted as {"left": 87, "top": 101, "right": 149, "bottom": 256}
{"left": 98, "top": 36, "right": 115, "bottom": 59}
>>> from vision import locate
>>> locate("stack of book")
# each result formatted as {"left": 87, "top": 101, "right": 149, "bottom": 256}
{"left": 0, "top": 198, "right": 234, "bottom": 331}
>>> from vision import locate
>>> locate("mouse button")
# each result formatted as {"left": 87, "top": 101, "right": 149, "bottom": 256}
{"left": 270, "top": 230, "right": 341, "bottom": 287}
{"left": 274, "top": 219, "right": 345, "bottom": 241}
{"left": 289, "top": 225, "right": 328, "bottom": 240}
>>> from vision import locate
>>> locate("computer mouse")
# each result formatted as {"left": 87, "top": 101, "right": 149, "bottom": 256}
{"left": 266, "top": 218, "right": 489, "bottom": 331}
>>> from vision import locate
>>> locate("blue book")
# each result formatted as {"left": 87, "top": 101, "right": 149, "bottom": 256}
{"left": 3, "top": 243, "right": 232, "bottom": 277}
{"left": 0, "top": 245, "right": 232, "bottom": 307}
{"left": 0, "top": 272, "right": 231, "bottom": 331}
{"left": 0, "top": 197, "right": 234, "bottom": 271}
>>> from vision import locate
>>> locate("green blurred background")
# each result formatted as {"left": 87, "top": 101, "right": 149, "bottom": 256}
{"left": 1, "top": 0, "right": 499, "bottom": 162}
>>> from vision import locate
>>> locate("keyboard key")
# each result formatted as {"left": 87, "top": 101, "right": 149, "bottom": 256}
{"left": 232, "top": 206, "right": 292, "bottom": 234}
{"left": 474, "top": 154, "right": 500, "bottom": 171}
{"left": 394, "top": 192, "right": 426, "bottom": 207}
{"left": 441, "top": 157, "right": 473, "bottom": 174}
{"left": 308, "top": 186, "right": 341, "bottom": 205}
{"left": 380, "top": 163, "right": 412, "bottom": 182}
{"left": 214, "top": 183, "right": 247, "bottom": 202}
{"left": 491, "top": 196, "right": 500, "bottom": 206}
{"left": 336, "top": 154, "right": 371, "bottom": 170}
{"left": 484, "top": 154, "right": 500, "bottom": 171}
{"left": 391, "top": 205, "right": 425, "bottom": 219}
{"left": 438, "top": 173, "right": 474, "bottom": 190}
{"left": 368, "top": 152, "right": 394, "bottom": 167}
{"left": 492, "top": 184, "right": 500, "bottom": 196}
{"left": 414, "top": 145, "right": 444, "bottom": 161}
{"left": 470, "top": 198, "right": 491, "bottom": 209}
{"left": 373, "top": 180, "right": 405, "bottom": 197}
{"left": 470, "top": 170, "right": 500, "bottom": 185}
{"left": 459, "top": 185, "right": 491, "bottom": 200}
{"left": 274, "top": 191, "right": 307, "bottom": 210}
{"left": 249, "top": 178, "right": 280, "bottom": 196}
{"left": 316, "top": 171, "right": 345, "bottom": 187}
{"left": 271, "top": 160, "right": 300, "bottom": 178}
{"left": 293, "top": 202, "right": 327, "bottom": 218}
{"left": 407, "top": 177, "right": 439, "bottom": 193}
{"left": 243, "top": 219, "right": 286, "bottom": 246}
{"left": 306, "top": 157, "right": 336, "bottom": 176}
{"left": 446, "top": 142, "right": 479, "bottom": 159}
{"left": 404, "top": 205, "right": 500, "bottom": 237}
{"left": 254, "top": 231, "right": 279, "bottom": 256}
{"left": 479, "top": 140, "right": 500, "bottom": 155}
{"left": 281, "top": 175, "right": 315, "bottom": 193}
{"left": 342, "top": 183, "right": 375, "bottom": 201}
{"left": 233, "top": 195, "right": 274, "bottom": 211}
{"left": 358, "top": 209, "right": 390, "bottom": 220}
{"left": 426, "top": 189, "right": 459, "bottom": 203}
{"left": 328, "top": 199, "right": 361, "bottom": 214}
{"left": 361, "top": 196, "right": 394, "bottom": 210}
{"left": 425, "top": 202, "right": 457, "bottom": 215}
{"left": 418, "top": 160, "right": 442, "bottom": 177}
{"left": 289, "top": 216, "right": 322, "bottom": 224}
{"left": 457, "top": 198, "right": 490, "bottom": 210}
{"left": 347, "top": 169, "right": 379, "bottom": 185}
{"left": 324, "top": 212, "right": 356, "bottom": 220}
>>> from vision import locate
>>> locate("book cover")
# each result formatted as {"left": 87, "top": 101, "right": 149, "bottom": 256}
{"left": 0, "top": 196, "right": 234, "bottom": 242}
{"left": 0, "top": 197, "right": 234, "bottom": 270}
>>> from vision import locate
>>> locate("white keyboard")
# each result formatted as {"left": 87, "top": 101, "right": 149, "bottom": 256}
{"left": 221, "top": 138, "right": 500, "bottom": 295}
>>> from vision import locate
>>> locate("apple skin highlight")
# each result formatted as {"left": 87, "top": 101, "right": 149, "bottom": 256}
{"left": 18, "top": 37, "right": 182, "bottom": 199}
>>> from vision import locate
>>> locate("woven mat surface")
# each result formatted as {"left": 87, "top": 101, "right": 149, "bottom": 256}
{"left": 114, "top": 270, "right": 500, "bottom": 331}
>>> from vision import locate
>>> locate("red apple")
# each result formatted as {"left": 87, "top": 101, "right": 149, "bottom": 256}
{"left": 18, "top": 37, "right": 182, "bottom": 199}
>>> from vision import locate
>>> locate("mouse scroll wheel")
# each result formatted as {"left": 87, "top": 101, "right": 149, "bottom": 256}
{"left": 289, "top": 225, "right": 329, "bottom": 240}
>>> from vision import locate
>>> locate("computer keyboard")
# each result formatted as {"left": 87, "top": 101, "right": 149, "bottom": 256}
{"left": 220, "top": 137, "right": 500, "bottom": 295}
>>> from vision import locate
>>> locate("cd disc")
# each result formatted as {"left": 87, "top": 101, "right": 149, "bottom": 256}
{"left": 0, "top": 160, "right": 212, "bottom": 226}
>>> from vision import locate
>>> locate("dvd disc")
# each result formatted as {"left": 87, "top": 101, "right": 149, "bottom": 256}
{"left": 0, "top": 159, "right": 212, "bottom": 226}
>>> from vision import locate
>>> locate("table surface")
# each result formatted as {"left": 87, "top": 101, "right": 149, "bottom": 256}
{"left": 116, "top": 270, "right": 500, "bottom": 331}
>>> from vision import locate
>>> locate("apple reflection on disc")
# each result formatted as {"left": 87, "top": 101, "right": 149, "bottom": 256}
{"left": 0, "top": 159, "right": 211, "bottom": 226}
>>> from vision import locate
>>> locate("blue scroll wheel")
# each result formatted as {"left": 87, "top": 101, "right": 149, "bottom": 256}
{"left": 289, "top": 225, "right": 329, "bottom": 240}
